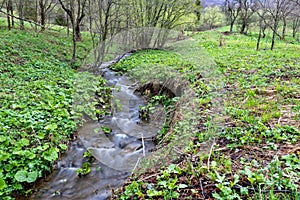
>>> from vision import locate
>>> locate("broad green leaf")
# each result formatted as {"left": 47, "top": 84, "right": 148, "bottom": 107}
{"left": 37, "top": 132, "right": 45, "bottom": 139}
{"left": 14, "top": 170, "right": 37, "bottom": 183}
{"left": 0, "top": 135, "right": 6, "bottom": 143}
{"left": 15, "top": 170, "right": 27, "bottom": 182}
{"left": 0, "top": 151, "right": 10, "bottom": 162}
{"left": 26, "top": 171, "right": 37, "bottom": 183}
{"left": 19, "top": 138, "right": 30, "bottom": 147}
{"left": 25, "top": 151, "right": 36, "bottom": 159}
{"left": 59, "top": 144, "right": 67, "bottom": 151}
{"left": 44, "top": 124, "right": 58, "bottom": 130}
{"left": 42, "top": 147, "right": 59, "bottom": 162}
{"left": 0, "top": 178, "right": 6, "bottom": 190}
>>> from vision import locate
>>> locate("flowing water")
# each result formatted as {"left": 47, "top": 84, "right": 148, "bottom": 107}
{"left": 31, "top": 59, "right": 163, "bottom": 199}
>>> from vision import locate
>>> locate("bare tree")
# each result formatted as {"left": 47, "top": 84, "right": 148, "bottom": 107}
{"left": 291, "top": 0, "right": 300, "bottom": 5}
{"left": 58, "top": 0, "right": 87, "bottom": 42}
{"left": 39, "top": 0, "right": 57, "bottom": 31}
{"left": 224, "top": 0, "right": 241, "bottom": 32}
{"left": 256, "top": 2, "right": 268, "bottom": 50}
{"left": 5, "top": 0, "right": 14, "bottom": 30}
{"left": 288, "top": 1, "right": 300, "bottom": 39}
{"left": 15, "top": 0, "right": 25, "bottom": 30}
{"left": 291, "top": 8, "right": 300, "bottom": 38}
{"left": 257, "top": 0, "right": 293, "bottom": 50}
{"left": 238, "top": 0, "right": 257, "bottom": 34}
{"left": 87, "top": 0, "right": 124, "bottom": 64}
{"left": 58, "top": 0, "right": 87, "bottom": 62}
{"left": 280, "top": 0, "right": 295, "bottom": 39}
{"left": 126, "top": 0, "right": 191, "bottom": 47}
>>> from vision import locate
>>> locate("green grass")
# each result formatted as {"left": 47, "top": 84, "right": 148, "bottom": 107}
{"left": 113, "top": 29, "right": 300, "bottom": 199}
{"left": 0, "top": 19, "right": 94, "bottom": 198}
{"left": 1, "top": 15, "right": 299, "bottom": 199}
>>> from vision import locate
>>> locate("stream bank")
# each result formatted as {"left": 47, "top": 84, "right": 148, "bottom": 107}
{"left": 30, "top": 57, "right": 167, "bottom": 199}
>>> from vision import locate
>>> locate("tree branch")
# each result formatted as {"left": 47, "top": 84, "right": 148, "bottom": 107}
{"left": 0, "top": 9, "right": 43, "bottom": 27}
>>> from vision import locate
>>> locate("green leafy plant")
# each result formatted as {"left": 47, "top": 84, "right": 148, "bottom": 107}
{"left": 102, "top": 126, "right": 112, "bottom": 134}
{"left": 14, "top": 170, "right": 38, "bottom": 183}
{"left": 0, "top": 18, "right": 93, "bottom": 198}
{"left": 76, "top": 162, "right": 91, "bottom": 177}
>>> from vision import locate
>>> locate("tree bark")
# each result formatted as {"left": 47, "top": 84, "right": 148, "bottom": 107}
{"left": 240, "top": 20, "right": 246, "bottom": 34}
{"left": 39, "top": 0, "right": 46, "bottom": 31}
{"left": 282, "top": 18, "right": 287, "bottom": 40}
{"left": 66, "top": 12, "right": 69, "bottom": 36}
{"left": 72, "top": 23, "right": 77, "bottom": 62}
{"left": 18, "top": 1, "right": 25, "bottom": 30}
{"left": 75, "top": 23, "right": 82, "bottom": 41}
{"left": 230, "top": 21, "right": 234, "bottom": 32}
{"left": 292, "top": 18, "right": 299, "bottom": 38}
{"left": 256, "top": 17, "right": 263, "bottom": 50}
{"left": 6, "top": 0, "right": 11, "bottom": 30}
{"left": 58, "top": 0, "right": 86, "bottom": 62}
{"left": 10, "top": 0, "right": 14, "bottom": 28}
{"left": 271, "top": 17, "right": 279, "bottom": 50}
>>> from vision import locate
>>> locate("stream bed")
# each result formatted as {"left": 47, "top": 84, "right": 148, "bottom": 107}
{"left": 31, "top": 60, "right": 163, "bottom": 199}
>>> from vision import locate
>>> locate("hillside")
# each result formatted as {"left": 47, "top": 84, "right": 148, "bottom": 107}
{"left": 0, "top": 3, "right": 299, "bottom": 198}
{"left": 0, "top": 18, "right": 95, "bottom": 198}
{"left": 112, "top": 29, "right": 300, "bottom": 199}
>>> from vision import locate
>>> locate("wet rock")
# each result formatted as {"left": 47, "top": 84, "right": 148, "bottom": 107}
{"left": 123, "top": 142, "right": 142, "bottom": 152}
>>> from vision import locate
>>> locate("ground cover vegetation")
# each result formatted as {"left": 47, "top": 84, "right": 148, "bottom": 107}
{"left": 112, "top": 30, "right": 300, "bottom": 199}
{"left": 0, "top": 0, "right": 299, "bottom": 199}
{"left": 0, "top": 18, "right": 100, "bottom": 198}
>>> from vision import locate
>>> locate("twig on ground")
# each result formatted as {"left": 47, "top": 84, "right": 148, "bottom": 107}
{"left": 132, "top": 157, "right": 141, "bottom": 174}
{"left": 233, "top": 185, "right": 293, "bottom": 194}
{"left": 141, "top": 133, "right": 146, "bottom": 157}
{"left": 189, "top": 157, "right": 206, "bottom": 199}
{"left": 140, "top": 172, "right": 162, "bottom": 181}
{"left": 278, "top": 116, "right": 282, "bottom": 124}
{"left": 173, "top": 146, "right": 185, "bottom": 155}
{"left": 207, "top": 141, "right": 215, "bottom": 172}
{"left": 157, "top": 130, "right": 173, "bottom": 146}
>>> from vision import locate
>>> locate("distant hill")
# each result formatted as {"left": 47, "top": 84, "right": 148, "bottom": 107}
{"left": 202, "top": 0, "right": 225, "bottom": 7}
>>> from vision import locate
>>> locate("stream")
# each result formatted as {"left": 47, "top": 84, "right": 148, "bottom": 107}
{"left": 31, "top": 58, "right": 163, "bottom": 199}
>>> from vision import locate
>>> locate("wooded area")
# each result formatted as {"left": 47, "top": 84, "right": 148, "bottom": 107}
{"left": 0, "top": 0, "right": 299, "bottom": 199}
{"left": 0, "top": 0, "right": 299, "bottom": 60}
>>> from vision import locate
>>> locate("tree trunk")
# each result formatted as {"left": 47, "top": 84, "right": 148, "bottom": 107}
{"left": 72, "top": 20, "right": 77, "bottom": 62}
{"left": 39, "top": 0, "right": 46, "bottom": 31}
{"left": 6, "top": 0, "right": 11, "bottom": 30}
{"left": 10, "top": 1, "right": 14, "bottom": 28}
{"left": 240, "top": 20, "right": 246, "bottom": 34}
{"left": 18, "top": 1, "right": 25, "bottom": 30}
{"left": 257, "top": 18, "right": 263, "bottom": 51}
{"left": 75, "top": 23, "right": 82, "bottom": 41}
{"left": 271, "top": 19, "right": 279, "bottom": 51}
{"left": 35, "top": 0, "right": 38, "bottom": 31}
{"left": 66, "top": 13, "right": 69, "bottom": 36}
{"left": 292, "top": 18, "right": 299, "bottom": 38}
{"left": 72, "top": 37, "right": 77, "bottom": 62}
{"left": 262, "top": 25, "right": 266, "bottom": 38}
{"left": 230, "top": 21, "right": 234, "bottom": 32}
{"left": 282, "top": 18, "right": 287, "bottom": 40}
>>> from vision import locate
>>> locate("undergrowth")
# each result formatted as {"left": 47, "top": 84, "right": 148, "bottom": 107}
{"left": 113, "top": 29, "right": 300, "bottom": 199}
{"left": 0, "top": 20, "right": 99, "bottom": 198}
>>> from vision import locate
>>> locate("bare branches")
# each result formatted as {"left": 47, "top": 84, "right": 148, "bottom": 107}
{"left": 238, "top": 0, "right": 257, "bottom": 34}
{"left": 224, "top": 0, "right": 241, "bottom": 32}
{"left": 255, "top": 0, "right": 299, "bottom": 50}
{"left": 0, "top": 8, "right": 42, "bottom": 28}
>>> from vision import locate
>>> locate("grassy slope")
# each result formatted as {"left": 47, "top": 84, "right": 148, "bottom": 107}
{"left": 0, "top": 18, "right": 92, "bottom": 198}
{"left": 114, "top": 29, "right": 300, "bottom": 199}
